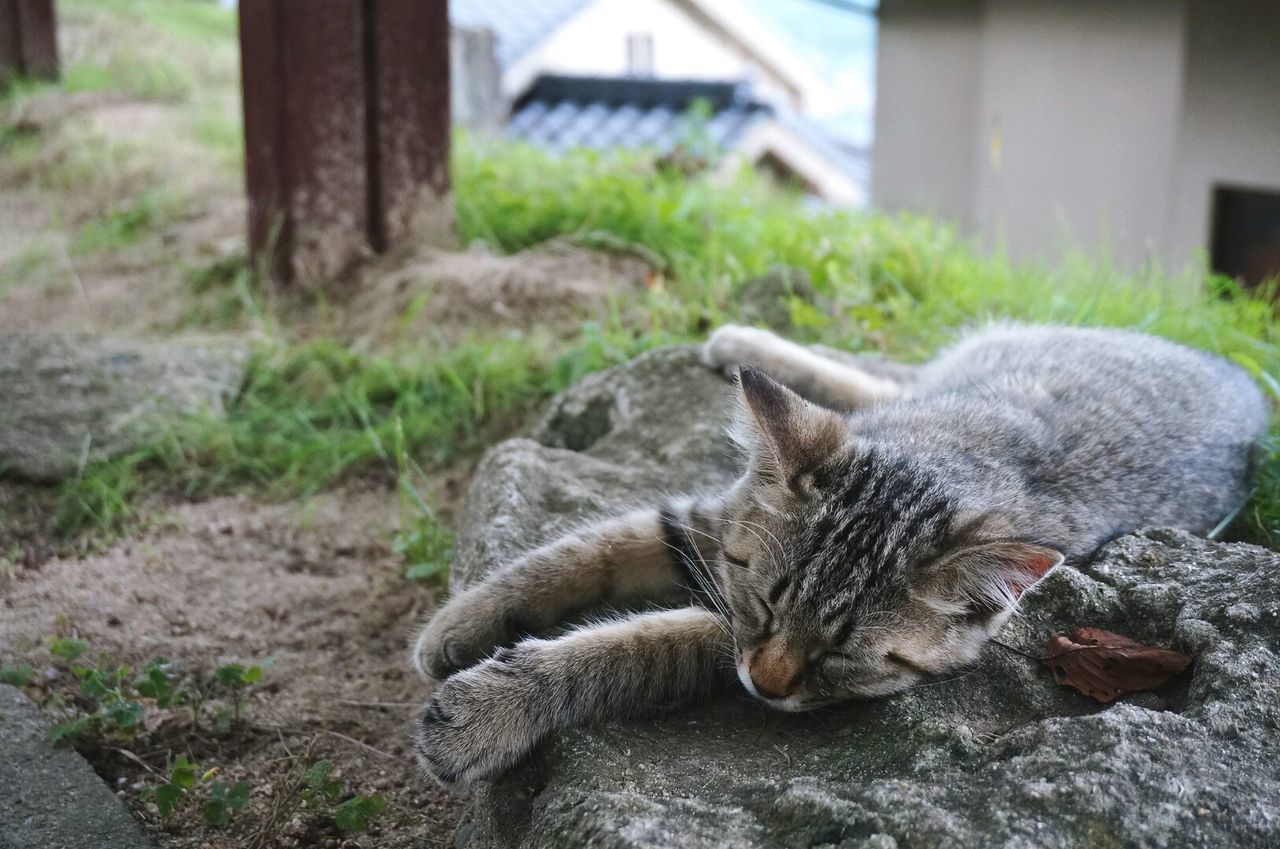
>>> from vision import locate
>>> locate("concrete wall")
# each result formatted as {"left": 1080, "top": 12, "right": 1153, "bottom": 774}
{"left": 1164, "top": 0, "right": 1280, "bottom": 273}
{"left": 871, "top": 0, "right": 983, "bottom": 226}
{"left": 873, "top": 0, "right": 1280, "bottom": 277}
{"left": 969, "top": 0, "right": 1186, "bottom": 269}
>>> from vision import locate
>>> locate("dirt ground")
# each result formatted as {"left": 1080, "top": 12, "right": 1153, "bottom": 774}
{"left": 0, "top": 28, "right": 665, "bottom": 840}
{"left": 0, "top": 84, "right": 546, "bottom": 849}
{"left": 1, "top": 481, "right": 471, "bottom": 847}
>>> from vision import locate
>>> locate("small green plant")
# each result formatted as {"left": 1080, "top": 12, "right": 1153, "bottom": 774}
{"left": 72, "top": 191, "right": 174, "bottom": 255}
{"left": 48, "top": 636, "right": 89, "bottom": 663}
{"left": 153, "top": 755, "right": 200, "bottom": 818}
{"left": 334, "top": 794, "right": 386, "bottom": 833}
{"left": 213, "top": 662, "right": 262, "bottom": 725}
{"left": 0, "top": 664, "right": 34, "bottom": 688}
{"left": 40, "top": 637, "right": 264, "bottom": 744}
{"left": 301, "top": 759, "right": 387, "bottom": 834}
{"left": 301, "top": 759, "right": 342, "bottom": 805}
{"left": 134, "top": 658, "right": 189, "bottom": 708}
{"left": 392, "top": 419, "right": 453, "bottom": 582}
{"left": 201, "top": 778, "right": 251, "bottom": 827}
{"left": 46, "top": 647, "right": 148, "bottom": 743}
{"left": 151, "top": 756, "right": 250, "bottom": 827}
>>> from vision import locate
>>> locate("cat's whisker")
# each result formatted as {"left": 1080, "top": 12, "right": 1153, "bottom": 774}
{"left": 660, "top": 523, "right": 736, "bottom": 626}
{"left": 719, "top": 517, "right": 786, "bottom": 574}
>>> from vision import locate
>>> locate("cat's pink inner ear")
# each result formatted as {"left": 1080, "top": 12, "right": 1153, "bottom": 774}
{"left": 1002, "top": 543, "right": 1064, "bottom": 598}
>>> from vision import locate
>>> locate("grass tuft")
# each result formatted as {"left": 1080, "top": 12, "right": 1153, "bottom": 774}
{"left": 10, "top": 5, "right": 1275, "bottom": 547}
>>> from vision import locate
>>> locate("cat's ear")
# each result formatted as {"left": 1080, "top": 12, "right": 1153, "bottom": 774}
{"left": 734, "top": 365, "right": 846, "bottom": 482}
{"left": 921, "top": 540, "right": 1064, "bottom": 621}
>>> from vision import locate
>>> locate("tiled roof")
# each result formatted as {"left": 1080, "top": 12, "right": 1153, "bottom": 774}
{"left": 509, "top": 76, "right": 771, "bottom": 153}
{"left": 450, "top": 0, "right": 595, "bottom": 67}
{"left": 508, "top": 76, "right": 869, "bottom": 196}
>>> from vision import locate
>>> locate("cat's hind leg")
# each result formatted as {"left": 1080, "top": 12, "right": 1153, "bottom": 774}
{"left": 702, "top": 325, "right": 902, "bottom": 410}
{"left": 414, "top": 606, "right": 733, "bottom": 785}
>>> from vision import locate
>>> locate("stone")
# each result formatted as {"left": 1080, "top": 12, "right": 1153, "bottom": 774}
{"left": 0, "top": 684, "right": 154, "bottom": 849}
{"left": 451, "top": 345, "right": 1280, "bottom": 849}
{"left": 735, "top": 265, "right": 819, "bottom": 331}
{"left": 0, "top": 333, "right": 249, "bottom": 482}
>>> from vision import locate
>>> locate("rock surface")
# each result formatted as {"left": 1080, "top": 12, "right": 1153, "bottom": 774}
{"left": 450, "top": 346, "right": 1280, "bottom": 849}
{"left": 0, "top": 684, "right": 154, "bottom": 849}
{"left": 0, "top": 332, "right": 249, "bottom": 482}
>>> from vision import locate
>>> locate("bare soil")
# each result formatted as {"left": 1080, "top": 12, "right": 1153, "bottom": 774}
{"left": 0, "top": 86, "right": 506, "bottom": 848}
{"left": 1, "top": 482, "right": 470, "bottom": 848}
{"left": 0, "top": 42, "right": 654, "bottom": 845}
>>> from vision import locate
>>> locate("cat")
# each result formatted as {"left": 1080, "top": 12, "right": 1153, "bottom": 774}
{"left": 411, "top": 323, "right": 1268, "bottom": 786}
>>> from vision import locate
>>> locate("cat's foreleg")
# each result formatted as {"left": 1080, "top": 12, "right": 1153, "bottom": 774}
{"left": 413, "top": 503, "right": 718, "bottom": 679}
{"left": 414, "top": 606, "right": 732, "bottom": 785}
{"left": 702, "top": 324, "right": 902, "bottom": 410}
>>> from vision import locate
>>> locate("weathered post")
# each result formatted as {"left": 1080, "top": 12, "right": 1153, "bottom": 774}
{"left": 239, "top": 0, "right": 454, "bottom": 286}
{"left": 0, "top": 0, "right": 60, "bottom": 88}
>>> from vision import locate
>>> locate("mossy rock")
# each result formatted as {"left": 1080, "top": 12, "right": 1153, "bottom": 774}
{"left": 449, "top": 346, "right": 1280, "bottom": 849}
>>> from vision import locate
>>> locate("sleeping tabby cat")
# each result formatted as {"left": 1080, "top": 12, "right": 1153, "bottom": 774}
{"left": 411, "top": 324, "right": 1267, "bottom": 785}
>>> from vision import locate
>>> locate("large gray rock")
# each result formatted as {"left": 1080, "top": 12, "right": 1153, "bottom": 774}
{"left": 451, "top": 346, "right": 1280, "bottom": 849}
{"left": 0, "top": 333, "right": 249, "bottom": 482}
{"left": 0, "top": 684, "right": 154, "bottom": 849}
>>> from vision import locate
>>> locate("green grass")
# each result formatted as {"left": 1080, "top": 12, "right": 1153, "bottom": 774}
{"left": 57, "top": 144, "right": 1280, "bottom": 545}
{"left": 8, "top": 0, "right": 1275, "bottom": 547}
{"left": 72, "top": 189, "right": 175, "bottom": 254}
{"left": 55, "top": 321, "right": 680, "bottom": 537}
{"left": 58, "top": 0, "right": 237, "bottom": 102}
{"left": 453, "top": 140, "right": 1280, "bottom": 545}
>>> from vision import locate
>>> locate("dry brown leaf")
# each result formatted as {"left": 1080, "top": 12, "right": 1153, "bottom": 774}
{"left": 1042, "top": 627, "right": 1192, "bottom": 703}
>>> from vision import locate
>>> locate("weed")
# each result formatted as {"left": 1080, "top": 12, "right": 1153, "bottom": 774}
{"left": 333, "top": 794, "right": 387, "bottom": 833}
{"left": 214, "top": 662, "right": 263, "bottom": 725}
{"left": 302, "top": 759, "right": 387, "bottom": 834}
{"left": 0, "top": 243, "right": 57, "bottom": 295}
{"left": 393, "top": 419, "right": 453, "bottom": 582}
{"left": 54, "top": 324, "right": 666, "bottom": 539}
{"left": 40, "top": 636, "right": 263, "bottom": 744}
{"left": 0, "top": 664, "right": 34, "bottom": 687}
{"left": 202, "top": 777, "right": 252, "bottom": 827}
{"left": 150, "top": 755, "right": 250, "bottom": 827}
{"left": 72, "top": 189, "right": 175, "bottom": 254}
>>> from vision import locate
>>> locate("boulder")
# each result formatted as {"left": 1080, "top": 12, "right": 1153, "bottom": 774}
{"left": 0, "top": 333, "right": 249, "bottom": 482}
{"left": 450, "top": 346, "right": 1280, "bottom": 849}
{"left": 735, "top": 266, "right": 819, "bottom": 332}
{"left": 0, "top": 684, "right": 154, "bottom": 849}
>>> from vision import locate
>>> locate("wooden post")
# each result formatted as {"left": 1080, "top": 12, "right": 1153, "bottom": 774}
{"left": 239, "top": 0, "right": 454, "bottom": 287}
{"left": 0, "top": 0, "right": 60, "bottom": 88}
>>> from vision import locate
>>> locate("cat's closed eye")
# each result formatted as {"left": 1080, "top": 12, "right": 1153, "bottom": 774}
{"left": 884, "top": 651, "right": 928, "bottom": 675}
{"left": 753, "top": 595, "right": 774, "bottom": 634}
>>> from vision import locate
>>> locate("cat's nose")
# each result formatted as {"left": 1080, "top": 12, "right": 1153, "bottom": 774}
{"left": 748, "top": 642, "right": 803, "bottom": 700}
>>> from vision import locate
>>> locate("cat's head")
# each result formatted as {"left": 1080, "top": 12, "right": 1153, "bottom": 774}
{"left": 713, "top": 366, "right": 1062, "bottom": 711}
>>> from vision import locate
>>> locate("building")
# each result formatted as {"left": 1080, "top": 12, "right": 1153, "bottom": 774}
{"left": 451, "top": 0, "right": 869, "bottom": 206}
{"left": 451, "top": 0, "right": 843, "bottom": 118}
{"left": 508, "top": 75, "right": 869, "bottom": 206}
{"left": 872, "top": 0, "right": 1280, "bottom": 285}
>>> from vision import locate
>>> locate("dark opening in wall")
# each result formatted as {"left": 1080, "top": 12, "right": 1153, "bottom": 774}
{"left": 1211, "top": 185, "right": 1280, "bottom": 289}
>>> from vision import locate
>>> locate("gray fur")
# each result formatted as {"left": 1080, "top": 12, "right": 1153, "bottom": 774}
{"left": 413, "top": 324, "right": 1268, "bottom": 784}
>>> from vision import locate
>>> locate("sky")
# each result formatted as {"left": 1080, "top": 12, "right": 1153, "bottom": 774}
{"left": 737, "top": 0, "right": 879, "bottom": 147}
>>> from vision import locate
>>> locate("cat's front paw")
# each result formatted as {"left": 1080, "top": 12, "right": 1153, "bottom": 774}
{"left": 701, "top": 324, "right": 780, "bottom": 373}
{"left": 413, "top": 648, "right": 543, "bottom": 786}
{"left": 412, "top": 588, "right": 521, "bottom": 680}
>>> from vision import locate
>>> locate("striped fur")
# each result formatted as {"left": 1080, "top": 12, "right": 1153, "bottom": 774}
{"left": 413, "top": 324, "right": 1267, "bottom": 784}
